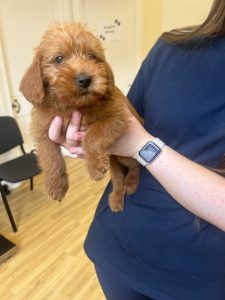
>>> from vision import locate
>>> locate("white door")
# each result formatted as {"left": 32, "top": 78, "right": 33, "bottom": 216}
{"left": 0, "top": 0, "right": 54, "bottom": 151}
{"left": 77, "top": 0, "right": 140, "bottom": 95}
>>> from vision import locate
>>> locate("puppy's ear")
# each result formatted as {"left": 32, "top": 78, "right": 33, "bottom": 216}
{"left": 19, "top": 56, "right": 45, "bottom": 104}
{"left": 105, "top": 62, "right": 116, "bottom": 96}
{"left": 106, "top": 62, "right": 115, "bottom": 85}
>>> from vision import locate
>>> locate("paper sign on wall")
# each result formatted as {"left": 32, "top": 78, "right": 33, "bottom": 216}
{"left": 98, "top": 19, "right": 121, "bottom": 42}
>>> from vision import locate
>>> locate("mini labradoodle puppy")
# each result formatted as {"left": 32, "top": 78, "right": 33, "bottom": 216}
{"left": 20, "top": 22, "right": 142, "bottom": 212}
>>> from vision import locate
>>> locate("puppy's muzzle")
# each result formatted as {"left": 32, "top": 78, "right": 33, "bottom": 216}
{"left": 76, "top": 73, "right": 92, "bottom": 88}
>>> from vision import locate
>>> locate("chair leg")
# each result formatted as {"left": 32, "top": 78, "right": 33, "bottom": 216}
{"left": 0, "top": 184, "right": 17, "bottom": 232}
{"left": 30, "top": 177, "right": 33, "bottom": 191}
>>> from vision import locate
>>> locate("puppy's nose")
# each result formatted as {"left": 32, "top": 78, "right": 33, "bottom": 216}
{"left": 76, "top": 74, "right": 92, "bottom": 88}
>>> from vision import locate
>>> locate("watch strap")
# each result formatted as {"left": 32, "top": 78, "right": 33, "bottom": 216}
{"left": 134, "top": 152, "right": 149, "bottom": 166}
{"left": 151, "top": 137, "right": 165, "bottom": 149}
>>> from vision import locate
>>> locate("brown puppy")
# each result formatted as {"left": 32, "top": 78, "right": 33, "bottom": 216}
{"left": 20, "top": 22, "right": 142, "bottom": 212}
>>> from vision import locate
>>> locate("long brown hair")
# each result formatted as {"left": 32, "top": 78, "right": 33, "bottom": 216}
{"left": 161, "top": 0, "right": 225, "bottom": 173}
{"left": 161, "top": 0, "right": 225, "bottom": 44}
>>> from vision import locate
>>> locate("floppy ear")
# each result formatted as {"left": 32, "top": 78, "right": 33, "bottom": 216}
{"left": 106, "top": 62, "right": 115, "bottom": 85}
{"left": 19, "top": 56, "right": 45, "bottom": 105}
{"left": 105, "top": 62, "right": 116, "bottom": 96}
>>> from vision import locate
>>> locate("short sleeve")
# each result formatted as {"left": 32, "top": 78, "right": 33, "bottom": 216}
{"left": 127, "top": 63, "right": 145, "bottom": 118}
{"left": 127, "top": 39, "right": 163, "bottom": 119}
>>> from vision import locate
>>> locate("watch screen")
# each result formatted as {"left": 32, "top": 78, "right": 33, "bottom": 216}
{"left": 139, "top": 142, "right": 161, "bottom": 163}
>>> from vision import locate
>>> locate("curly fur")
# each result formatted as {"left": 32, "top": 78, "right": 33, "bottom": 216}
{"left": 20, "top": 22, "right": 142, "bottom": 211}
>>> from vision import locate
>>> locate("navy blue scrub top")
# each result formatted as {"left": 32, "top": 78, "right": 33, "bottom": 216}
{"left": 84, "top": 37, "right": 225, "bottom": 300}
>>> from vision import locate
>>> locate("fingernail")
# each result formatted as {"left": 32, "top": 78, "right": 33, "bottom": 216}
{"left": 69, "top": 147, "right": 77, "bottom": 153}
{"left": 54, "top": 116, "right": 62, "bottom": 124}
{"left": 75, "top": 132, "right": 82, "bottom": 139}
{"left": 70, "top": 147, "right": 82, "bottom": 154}
{"left": 72, "top": 111, "right": 80, "bottom": 119}
{"left": 72, "top": 112, "right": 81, "bottom": 119}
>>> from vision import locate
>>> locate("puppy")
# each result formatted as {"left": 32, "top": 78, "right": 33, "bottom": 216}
{"left": 20, "top": 22, "right": 142, "bottom": 212}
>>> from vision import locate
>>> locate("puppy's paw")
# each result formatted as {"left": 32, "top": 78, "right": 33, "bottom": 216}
{"left": 124, "top": 167, "right": 140, "bottom": 195}
{"left": 125, "top": 176, "right": 139, "bottom": 195}
{"left": 108, "top": 191, "right": 124, "bottom": 212}
{"left": 90, "top": 167, "right": 108, "bottom": 181}
{"left": 45, "top": 176, "right": 69, "bottom": 201}
{"left": 87, "top": 159, "right": 109, "bottom": 181}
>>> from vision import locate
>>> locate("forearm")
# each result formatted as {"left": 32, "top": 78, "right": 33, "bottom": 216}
{"left": 146, "top": 142, "right": 225, "bottom": 231}
{"left": 48, "top": 111, "right": 225, "bottom": 231}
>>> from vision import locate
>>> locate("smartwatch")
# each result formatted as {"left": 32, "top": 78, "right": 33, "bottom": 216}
{"left": 133, "top": 138, "right": 165, "bottom": 166}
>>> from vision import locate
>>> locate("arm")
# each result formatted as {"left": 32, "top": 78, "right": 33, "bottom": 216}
{"left": 110, "top": 113, "right": 225, "bottom": 232}
{"left": 147, "top": 144, "right": 225, "bottom": 231}
{"left": 48, "top": 111, "right": 225, "bottom": 231}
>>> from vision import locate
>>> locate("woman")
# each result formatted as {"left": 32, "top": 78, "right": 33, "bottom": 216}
{"left": 48, "top": 1, "right": 225, "bottom": 299}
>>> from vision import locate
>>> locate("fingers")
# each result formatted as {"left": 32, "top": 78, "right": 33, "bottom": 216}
{"left": 48, "top": 116, "right": 64, "bottom": 144}
{"left": 66, "top": 112, "right": 82, "bottom": 146}
{"left": 74, "top": 131, "right": 86, "bottom": 142}
{"left": 69, "top": 146, "right": 85, "bottom": 159}
{"left": 48, "top": 112, "right": 86, "bottom": 159}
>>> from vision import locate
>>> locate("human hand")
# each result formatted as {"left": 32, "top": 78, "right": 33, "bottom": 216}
{"left": 48, "top": 110, "right": 153, "bottom": 160}
{"left": 48, "top": 111, "right": 86, "bottom": 158}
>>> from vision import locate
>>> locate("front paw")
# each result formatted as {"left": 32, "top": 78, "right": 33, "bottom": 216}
{"left": 125, "top": 166, "right": 140, "bottom": 195}
{"left": 45, "top": 175, "right": 69, "bottom": 201}
{"left": 87, "top": 157, "right": 109, "bottom": 181}
{"left": 108, "top": 191, "right": 124, "bottom": 212}
{"left": 125, "top": 176, "right": 139, "bottom": 195}
{"left": 89, "top": 166, "right": 108, "bottom": 181}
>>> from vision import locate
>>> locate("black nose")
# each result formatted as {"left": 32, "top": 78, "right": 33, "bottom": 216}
{"left": 76, "top": 74, "right": 92, "bottom": 88}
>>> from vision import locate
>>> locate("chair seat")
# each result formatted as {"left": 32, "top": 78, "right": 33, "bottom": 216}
{"left": 0, "top": 153, "right": 41, "bottom": 183}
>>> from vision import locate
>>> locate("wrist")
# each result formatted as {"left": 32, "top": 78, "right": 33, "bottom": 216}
{"left": 133, "top": 132, "right": 154, "bottom": 154}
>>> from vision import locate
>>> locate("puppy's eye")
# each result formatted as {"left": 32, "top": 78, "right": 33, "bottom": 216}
{"left": 87, "top": 53, "right": 97, "bottom": 60}
{"left": 55, "top": 55, "right": 64, "bottom": 64}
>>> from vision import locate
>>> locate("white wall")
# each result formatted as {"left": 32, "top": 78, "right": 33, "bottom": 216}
{"left": 81, "top": 0, "right": 140, "bottom": 94}
{"left": 162, "top": 0, "right": 213, "bottom": 32}
{"left": 0, "top": 0, "right": 54, "bottom": 96}
{"left": 0, "top": 0, "right": 55, "bottom": 150}
{"left": 138, "top": 0, "right": 214, "bottom": 60}
{"left": 140, "top": 0, "right": 163, "bottom": 58}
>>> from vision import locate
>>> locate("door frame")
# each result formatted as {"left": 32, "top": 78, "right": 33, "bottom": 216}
{"left": 0, "top": 40, "right": 13, "bottom": 116}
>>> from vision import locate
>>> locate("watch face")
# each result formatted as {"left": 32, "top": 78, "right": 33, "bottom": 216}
{"left": 139, "top": 142, "right": 161, "bottom": 163}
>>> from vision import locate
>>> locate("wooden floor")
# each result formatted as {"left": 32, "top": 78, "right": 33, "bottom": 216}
{"left": 0, "top": 157, "right": 109, "bottom": 300}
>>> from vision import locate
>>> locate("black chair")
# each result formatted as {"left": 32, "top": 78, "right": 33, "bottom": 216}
{"left": 0, "top": 116, "right": 41, "bottom": 232}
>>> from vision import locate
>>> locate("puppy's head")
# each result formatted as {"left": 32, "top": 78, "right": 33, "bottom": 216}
{"left": 20, "top": 22, "right": 114, "bottom": 108}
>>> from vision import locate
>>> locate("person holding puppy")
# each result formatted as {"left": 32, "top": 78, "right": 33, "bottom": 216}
{"left": 48, "top": 0, "right": 225, "bottom": 299}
